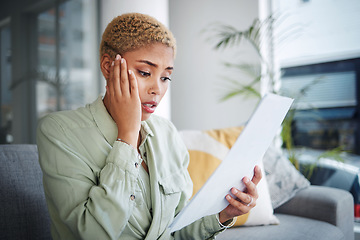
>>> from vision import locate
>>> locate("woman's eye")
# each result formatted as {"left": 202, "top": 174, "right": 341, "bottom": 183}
{"left": 161, "top": 77, "right": 172, "bottom": 82}
{"left": 138, "top": 70, "right": 150, "bottom": 77}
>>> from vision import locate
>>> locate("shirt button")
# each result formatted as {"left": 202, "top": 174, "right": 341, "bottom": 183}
{"left": 135, "top": 162, "right": 139, "bottom": 168}
{"left": 130, "top": 195, "right": 135, "bottom": 201}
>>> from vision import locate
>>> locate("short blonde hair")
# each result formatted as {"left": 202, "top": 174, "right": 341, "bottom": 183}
{"left": 99, "top": 13, "right": 176, "bottom": 60}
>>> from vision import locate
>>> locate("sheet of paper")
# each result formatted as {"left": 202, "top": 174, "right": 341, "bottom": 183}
{"left": 169, "top": 93, "right": 293, "bottom": 232}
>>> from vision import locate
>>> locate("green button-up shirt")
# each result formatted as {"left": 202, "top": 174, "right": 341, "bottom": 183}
{"left": 37, "top": 96, "right": 224, "bottom": 240}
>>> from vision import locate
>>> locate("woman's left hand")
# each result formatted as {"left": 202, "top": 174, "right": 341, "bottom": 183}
{"left": 218, "top": 165, "right": 262, "bottom": 224}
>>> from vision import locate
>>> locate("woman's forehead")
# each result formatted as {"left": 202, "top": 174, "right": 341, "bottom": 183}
{"left": 124, "top": 44, "right": 174, "bottom": 68}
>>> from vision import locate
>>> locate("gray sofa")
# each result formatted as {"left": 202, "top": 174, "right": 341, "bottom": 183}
{"left": 218, "top": 186, "right": 354, "bottom": 240}
{"left": 0, "top": 144, "right": 355, "bottom": 240}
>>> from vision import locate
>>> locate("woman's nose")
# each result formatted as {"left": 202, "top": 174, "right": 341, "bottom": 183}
{"left": 148, "top": 79, "right": 161, "bottom": 95}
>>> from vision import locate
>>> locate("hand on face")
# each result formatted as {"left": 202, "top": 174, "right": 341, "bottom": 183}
{"left": 105, "top": 54, "right": 141, "bottom": 148}
{"left": 218, "top": 165, "right": 262, "bottom": 225}
{"left": 102, "top": 44, "right": 174, "bottom": 148}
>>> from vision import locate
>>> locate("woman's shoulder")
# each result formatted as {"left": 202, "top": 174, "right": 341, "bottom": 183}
{"left": 38, "top": 106, "right": 93, "bottom": 135}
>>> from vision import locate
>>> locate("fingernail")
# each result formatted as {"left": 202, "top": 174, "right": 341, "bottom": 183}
{"left": 232, "top": 188, "right": 238, "bottom": 194}
{"left": 226, "top": 195, "right": 231, "bottom": 200}
{"left": 111, "top": 61, "right": 114, "bottom": 66}
{"left": 128, "top": 70, "right": 132, "bottom": 75}
{"left": 116, "top": 54, "right": 121, "bottom": 60}
{"left": 243, "top": 177, "right": 250, "bottom": 184}
{"left": 121, "top": 58, "right": 124, "bottom": 64}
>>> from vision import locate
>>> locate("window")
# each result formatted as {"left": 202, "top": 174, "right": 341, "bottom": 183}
{"left": 0, "top": 22, "right": 12, "bottom": 143}
{"left": 0, "top": 0, "right": 99, "bottom": 143}
{"left": 36, "top": 0, "right": 99, "bottom": 118}
{"left": 281, "top": 58, "right": 360, "bottom": 154}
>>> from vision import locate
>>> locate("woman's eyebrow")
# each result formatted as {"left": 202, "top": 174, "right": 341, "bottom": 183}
{"left": 137, "top": 60, "right": 173, "bottom": 70}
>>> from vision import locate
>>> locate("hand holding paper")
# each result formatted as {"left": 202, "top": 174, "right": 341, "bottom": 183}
{"left": 169, "top": 93, "right": 293, "bottom": 232}
{"left": 218, "top": 165, "right": 262, "bottom": 224}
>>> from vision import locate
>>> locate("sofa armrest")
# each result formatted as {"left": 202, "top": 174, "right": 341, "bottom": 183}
{"left": 274, "top": 185, "right": 354, "bottom": 240}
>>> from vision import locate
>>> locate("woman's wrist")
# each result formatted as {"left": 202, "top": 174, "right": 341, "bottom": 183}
{"left": 216, "top": 213, "right": 236, "bottom": 229}
{"left": 116, "top": 132, "right": 138, "bottom": 148}
{"left": 218, "top": 211, "right": 231, "bottom": 224}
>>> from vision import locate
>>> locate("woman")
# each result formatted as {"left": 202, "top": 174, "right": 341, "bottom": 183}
{"left": 37, "top": 12, "right": 261, "bottom": 240}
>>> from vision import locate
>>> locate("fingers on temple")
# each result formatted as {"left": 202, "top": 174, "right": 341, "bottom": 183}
{"left": 128, "top": 70, "right": 138, "bottom": 96}
{"left": 120, "top": 57, "right": 130, "bottom": 96}
{"left": 110, "top": 55, "right": 121, "bottom": 98}
{"left": 107, "top": 59, "right": 115, "bottom": 97}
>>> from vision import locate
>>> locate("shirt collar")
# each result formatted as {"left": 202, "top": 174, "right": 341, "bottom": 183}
{"left": 89, "top": 96, "right": 154, "bottom": 145}
{"left": 141, "top": 120, "right": 154, "bottom": 137}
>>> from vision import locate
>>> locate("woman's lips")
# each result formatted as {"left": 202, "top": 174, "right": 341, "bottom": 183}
{"left": 142, "top": 101, "right": 158, "bottom": 113}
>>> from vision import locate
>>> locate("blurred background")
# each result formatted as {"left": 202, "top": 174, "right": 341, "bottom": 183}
{"left": 0, "top": 0, "right": 359, "bottom": 158}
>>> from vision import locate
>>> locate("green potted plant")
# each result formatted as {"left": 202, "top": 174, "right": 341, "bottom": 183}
{"left": 207, "top": 16, "right": 345, "bottom": 177}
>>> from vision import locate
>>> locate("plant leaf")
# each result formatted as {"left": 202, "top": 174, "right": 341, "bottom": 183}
{"left": 219, "top": 82, "right": 261, "bottom": 102}
{"left": 222, "top": 62, "right": 261, "bottom": 78}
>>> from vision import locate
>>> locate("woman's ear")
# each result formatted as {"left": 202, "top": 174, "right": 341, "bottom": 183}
{"left": 100, "top": 54, "right": 112, "bottom": 80}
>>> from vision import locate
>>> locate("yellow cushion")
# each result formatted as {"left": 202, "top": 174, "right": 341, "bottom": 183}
{"left": 205, "top": 126, "right": 244, "bottom": 148}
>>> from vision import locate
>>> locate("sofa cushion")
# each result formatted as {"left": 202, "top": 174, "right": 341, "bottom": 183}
{"left": 274, "top": 185, "right": 354, "bottom": 240}
{"left": 0, "top": 144, "right": 51, "bottom": 240}
{"left": 263, "top": 145, "right": 310, "bottom": 209}
{"left": 180, "top": 127, "right": 279, "bottom": 226}
{"left": 216, "top": 214, "right": 345, "bottom": 240}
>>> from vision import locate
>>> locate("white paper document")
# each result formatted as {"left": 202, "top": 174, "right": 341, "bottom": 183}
{"left": 169, "top": 93, "right": 293, "bottom": 232}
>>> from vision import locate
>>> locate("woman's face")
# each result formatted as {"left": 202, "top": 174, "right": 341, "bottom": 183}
{"left": 123, "top": 43, "right": 174, "bottom": 121}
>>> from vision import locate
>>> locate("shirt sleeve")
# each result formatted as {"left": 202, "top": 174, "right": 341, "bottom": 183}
{"left": 37, "top": 115, "right": 142, "bottom": 239}
{"left": 173, "top": 214, "right": 226, "bottom": 240}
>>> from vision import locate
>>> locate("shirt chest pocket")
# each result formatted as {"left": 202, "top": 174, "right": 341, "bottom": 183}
{"left": 158, "top": 171, "right": 189, "bottom": 219}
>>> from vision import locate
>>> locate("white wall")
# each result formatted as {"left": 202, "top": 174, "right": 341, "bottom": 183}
{"left": 100, "top": 0, "right": 266, "bottom": 129}
{"left": 100, "top": 0, "right": 171, "bottom": 119}
{"left": 169, "top": 0, "right": 262, "bottom": 130}
{"left": 272, "top": 0, "right": 360, "bottom": 67}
